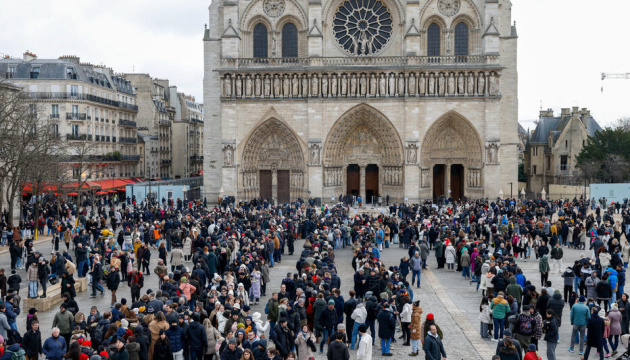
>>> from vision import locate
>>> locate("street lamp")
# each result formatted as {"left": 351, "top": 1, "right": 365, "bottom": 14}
{"left": 108, "top": 165, "right": 114, "bottom": 205}
{"left": 508, "top": 182, "right": 513, "bottom": 199}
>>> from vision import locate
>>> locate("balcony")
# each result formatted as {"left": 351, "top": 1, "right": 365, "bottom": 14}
{"left": 159, "top": 120, "right": 171, "bottom": 127}
{"left": 219, "top": 55, "right": 500, "bottom": 70}
{"left": 161, "top": 159, "right": 172, "bottom": 165}
{"left": 118, "top": 102, "right": 139, "bottom": 112}
{"left": 50, "top": 113, "right": 60, "bottom": 119}
{"left": 121, "top": 155, "right": 140, "bottom": 161}
{"left": 118, "top": 119, "right": 137, "bottom": 127}
{"left": 95, "top": 135, "right": 100, "bottom": 141}
{"left": 190, "top": 155, "right": 204, "bottom": 160}
{"left": 150, "top": 148, "right": 158, "bottom": 153}
{"left": 66, "top": 133, "right": 87, "bottom": 141}
{"left": 66, "top": 113, "right": 87, "bottom": 120}
{"left": 118, "top": 137, "right": 138, "bottom": 144}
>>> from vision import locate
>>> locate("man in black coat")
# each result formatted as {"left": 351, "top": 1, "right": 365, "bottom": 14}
{"left": 23, "top": 319, "right": 42, "bottom": 360}
{"left": 495, "top": 329, "right": 522, "bottom": 360}
{"left": 220, "top": 338, "right": 243, "bottom": 360}
{"left": 270, "top": 319, "right": 292, "bottom": 357}
{"left": 343, "top": 290, "right": 358, "bottom": 335}
{"left": 318, "top": 300, "right": 338, "bottom": 353}
{"left": 376, "top": 303, "right": 395, "bottom": 356}
{"left": 424, "top": 324, "right": 447, "bottom": 360}
{"left": 186, "top": 314, "right": 208, "bottom": 360}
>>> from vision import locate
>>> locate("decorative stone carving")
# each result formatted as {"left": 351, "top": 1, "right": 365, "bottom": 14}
{"left": 291, "top": 74, "right": 299, "bottom": 98}
{"left": 235, "top": 75, "right": 242, "bottom": 98}
{"left": 311, "top": 74, "right": 319, "bottom": 97}
{"left": 350, "top": 73, "right": 357, "bottom": 97}
{"left": 457, "top": 73, "right": 465, "bottom": 95}
{"left": 467, "top": 72, "right": 474, "bottom": 95}
{"left": 419, "top": 74, "right": 426, "bottom": 96}
{"left": 428, "top": 74, "right": 435, "bottom": 95}
{"left": 421, "top": 112, "right": 483, "bottom": 168}
{"left": 331, "top": 75, "right": 338, "bottom": 96}
{"left": 421, "top": 168, "right": 430, "bottom": 188}
{"left": 223, "top": 75, "right": 232, "bottom": 97}
{"left": 263, "top": 75, "right": 271, "bottom": 97}
{"left": 309, "top": 143, "right": 321, "bottom": 165}
{"left": 406, "top": 143, "right": 418, "bottom": 164}
{"left": 255, "top": 75, "right": 262, "bottom": 97}
{"left": 242, "top": 118, "right": 305, "bottom": 171}
{"left": 282, "top": 74, "right": 290, "bottom": 98}
{"left": 468, "top": 168, "right": 481, "bottom": 187}
{"left": 489, "top": 72, "right": 499, "bottom": 96}
{"left": 379, "top": 73, "right": 386, "bottom": 96}
{"left": 340, "top": 74, "right": 348, "bottom": 96}
{"left": 274, "top": 75, "right": 281, "bottom": 98}
{"left": 447, "top": 73, "right": 455, "bottom": 95}
{"left": 245, "top": 75, "right": 252, "bottom": 98}
{"left": 322, "top": 74, "right": 328, "bottom": 97}
{"left": 438, "top": 73, "right": 445, "bottom": 96}
{"left": 359, "top": 74, "right": 367, "bottom": 97}
{"left": 477, "top": 72, "right": 485, "bottom": 95}
{"left": 301, "top": 74, "right": 308, "bottom": 98}
{"left": 223, "top": 145, "right": 234, "bottom": 166}
{"left": 486, "top": 142, "right": 499, "bottom": 164}
{"left": 408, "top": 74, "right": 416, "bottom": 97}
{"left": 369, "top": 73, "right": 377, "bottom": 97}
{"left": 388, "top": 73, "right": 395, "bottom": 96}
{"left": 397, "top": 73, "right": 405, "bottom": 97}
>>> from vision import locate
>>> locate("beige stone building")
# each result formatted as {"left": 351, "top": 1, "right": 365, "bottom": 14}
{"left": 203, "top": 0, "right": 519, "bottom": 203}
{"left": 0, "top": 52, "right": 140, "bottom": 181}
{"left": 524, "top": 107, "right": 602, "bottom": 194}
{"left": 169, "top": 88, "right": 204, "bottom": 178}
{"left": 124, "top": 74, "right": 174, "bottom": 179}
{"left": 138, "top": 133, "right": 159, "bottom": 179}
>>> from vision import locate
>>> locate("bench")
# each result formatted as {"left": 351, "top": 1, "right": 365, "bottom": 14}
{"left": 23, "top": 277, "right": 88, "bottom": 312}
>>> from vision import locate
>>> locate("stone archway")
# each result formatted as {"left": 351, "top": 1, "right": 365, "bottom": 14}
{"left": 240, "top": 118, "right": 306, "bottom": 202}
{"left": 420, "top": 111, "right": 484, "bottom": 200}
{"left": 323, "top": 104, "right": 404, "bottom": 200}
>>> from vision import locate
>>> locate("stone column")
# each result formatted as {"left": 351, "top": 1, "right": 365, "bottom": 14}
{"left": 445, "top": 164, "right": 451, "bottom": 198}
{"left": 272, "top": 169, "right": 278, "bottom": 206}
{"left": 360, "top": 165, "right": 366, "bottom": 203}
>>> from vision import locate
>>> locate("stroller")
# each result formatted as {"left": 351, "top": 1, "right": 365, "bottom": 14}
{"left": 616, "top": 334, "right": 630, "bottom": 360}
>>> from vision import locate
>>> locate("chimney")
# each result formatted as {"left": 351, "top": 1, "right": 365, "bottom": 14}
{"left": 572, "top": 106, "right": 579, "bottom": 114}
{"left": 58, "top": 55, "right": 81, "bottom": 64}
{"left": 539, "top": 108, "right": 554, "bottom": 118}
{"left": 23, "top": 50, "right": 37, "bottom": 61}
{"left": 561, "top": 108, "right": 570, "bottom": 116}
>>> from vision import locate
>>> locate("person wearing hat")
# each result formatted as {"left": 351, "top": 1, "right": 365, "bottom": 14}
{"left": 569, "top": 295, "right": 590, "bottom": 354}
{"left": 317, "top": 299, "right": 338, "bottom": 353}
{"left": 152, "top": 329, "right": 173, "bottom": 360}
{"left": 221, "top": 337, "right": 243, "bottom": 360}
{"left": 52, "top": 304, "right": 74, "bottom": 345}
{"left": 523, "top": 343, "right": 541, "bottom": 360}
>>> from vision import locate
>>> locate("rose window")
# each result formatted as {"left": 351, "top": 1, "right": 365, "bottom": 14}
{"left": 333, "top": 0, "right": 393, "bottom": 56}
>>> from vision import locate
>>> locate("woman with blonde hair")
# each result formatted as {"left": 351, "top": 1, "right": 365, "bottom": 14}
{"left": 203, "top": 317, "right": 223, "bottom": 360}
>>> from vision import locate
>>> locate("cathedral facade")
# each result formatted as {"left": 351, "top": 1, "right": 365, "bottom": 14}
{"left": 203, "top": 0, "right": 519, "bottom": 203}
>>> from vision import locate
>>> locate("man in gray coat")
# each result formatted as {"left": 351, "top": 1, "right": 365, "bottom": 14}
{"left": 424, "top": 325, "right": 447, "bottom": 360}
{"left": 410, "top": 252, "right": 422, "bottom": 288}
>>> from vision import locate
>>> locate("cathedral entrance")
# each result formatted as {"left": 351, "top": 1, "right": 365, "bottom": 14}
{"left": 322, "top": 104, "right": 405, "bottom": 200}
{"left": 346, "top": 164, "right": 360, "bottom": 196}
{"left": 433, "top": 164, "right": 445, "bottom": 199}
{"left": 277, "top": 170, "right": 290, "bottom": 203}
{"left": 450, "top": 164, "right": 464, "bottom": 201}
{"left": 365, "top": 164, "right": 379, "bottom": 201}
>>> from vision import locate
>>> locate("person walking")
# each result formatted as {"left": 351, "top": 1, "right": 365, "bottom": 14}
{"left": 90, "top": 258, "right": 105, "bottom": 298}
{"left": 106, "top": 266, "right": 121, "bottom": 307}
{"left": 570, "top": 295, "right": 591, "bottom": 354}
{"left": 356, "top": 325, "right": 372, "bottom": 360}
{"left": 582, "top": 309, "right": 605, "bottom": 360}
{"left": 424, "top": 324, "right": 447, "bottom": 360}
{"left": 326, "top": 332, "right": 349, "bottom": 360}
{"left": 543, "top": 309, "right": 559, "bottom": 360}
{"left": 23, "top": 320, "right": 42, "bottom": 360}
{"left": 550, "top": 243, "right": 563, "bottom": 274}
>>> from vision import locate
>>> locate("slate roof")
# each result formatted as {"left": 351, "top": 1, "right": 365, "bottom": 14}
{"left": 528, "top": 112, "right": 603, "bottom": 145}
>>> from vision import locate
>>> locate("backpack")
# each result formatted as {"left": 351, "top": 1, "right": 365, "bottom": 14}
{"left": 9, "top": 348, "right": 25, "bottom": 360}
{"left": 517, "top": 316, "right": 535, "bottom": 336}
{"left": 94, "top": 322, "right": 107, "bottom": 346}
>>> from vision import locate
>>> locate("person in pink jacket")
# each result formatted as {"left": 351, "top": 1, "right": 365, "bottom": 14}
{"left": 179, "top": 277, "right": 197, "bottom": 309}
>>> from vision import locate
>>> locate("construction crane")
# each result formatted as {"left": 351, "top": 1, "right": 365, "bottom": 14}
{"left": 601, "top": 73, "right": 630, "bottom": 80}
{"left": 601, "top": 72, "right": 630, "bottom": 93}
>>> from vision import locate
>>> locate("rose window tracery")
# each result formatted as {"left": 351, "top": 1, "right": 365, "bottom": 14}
{"left": 333, "top": 0, "right": 393, "bottom": 56}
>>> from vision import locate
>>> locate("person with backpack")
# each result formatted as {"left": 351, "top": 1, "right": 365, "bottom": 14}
{"left": 42, "top": 328, "right": 66, "bottom": 360}
{"left": 92, "top": 311, "right": 112, "bottom": 350}
{"left": 2, "top": 343, "right": 25, "bottom": 360}
{"left": 513, "top": 305, "right": 537, "bottom": 351}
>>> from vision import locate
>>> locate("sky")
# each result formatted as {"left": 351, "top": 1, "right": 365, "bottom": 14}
{"left": 1, "top": 0, "right": 629, "bottom": 128}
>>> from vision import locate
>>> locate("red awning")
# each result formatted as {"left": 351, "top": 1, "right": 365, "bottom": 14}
{"left": 90, "top": 179, "right": 129, "bottom": 190}
{"left": 67, "top": 192, "right": 78, "bottom": 196}
{"left": 95, "top": 191, "right": 107, "bottom": 195}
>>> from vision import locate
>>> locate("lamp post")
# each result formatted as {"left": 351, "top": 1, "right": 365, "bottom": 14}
{"left": 108, "top": 165, "right": 114, "bottom": 205}
{"left": 508, "top": 182, "right": 513, "bottom": 199}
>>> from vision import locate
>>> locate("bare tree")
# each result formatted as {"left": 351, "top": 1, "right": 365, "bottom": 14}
{"left": 614, "top": 117, "right": 630, "bottom": 132}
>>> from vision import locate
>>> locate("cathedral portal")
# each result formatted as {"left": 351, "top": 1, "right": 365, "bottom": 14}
{"left": 322, "top": 104, "right": 404, "bottom": 201}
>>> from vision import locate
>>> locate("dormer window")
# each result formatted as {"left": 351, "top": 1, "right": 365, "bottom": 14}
{"left": 30, "top": 66, "right": 40, "bottom": 79}
{"left": 6, "top": 66, "right": 16, "bottom": 79}
{"left": 66, "top": 67, "right": 76, "bottom": 79}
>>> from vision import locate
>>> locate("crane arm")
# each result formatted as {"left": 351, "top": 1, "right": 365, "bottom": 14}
{"left": 601, "top": 73, "right": 630, "bottom": 80}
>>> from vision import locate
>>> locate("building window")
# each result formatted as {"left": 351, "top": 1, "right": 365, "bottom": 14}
{"left": 6, "top": 66, "right": 16, "bottom": 79}
{"left": 72, "top": 105, "right": 79, "bottom": 115}
{"left": 253, "top": 23, "right": 268, "bottom": 58}
{"left": 70, "top": 85, "right": 78, "bottom": 96}
{"left": 565, "top": 140, "right": 568, "bottom": 148}
{"left": 454, "top": 22, "right": 469, "bottom": 61}
{"left": 427, "top": 23, "right": 440, "bottom": 56}
{"left": 532, "top": 147, "right": 538, "bottom": 156}
{"left": 282, "top": 23, "right": 298, "bottom": 58}
{"left": 547, "top": 155, "right": 550, "bottom": 171}
{"left": 533, "top": 165, "right": 537, "bottom": 175}
{"left": 30, "top": 66, "right": 40, "bottom": 79}
{"left": 66, "top": 67, "right": 76, "bottom": 79}
{"left": 561, "top": 155, "right": 568, "bottom": 171}
{"left": 71, "top": 124, "right": 79, "bottom": 137}
{"left": 73, "top": 168, "right": 81, "bottom": 179}
{"left": 51, "top": 104, "right": 59, "bottom": 118}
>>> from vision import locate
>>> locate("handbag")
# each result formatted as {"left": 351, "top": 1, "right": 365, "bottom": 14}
{"left": 49, "top": 277, "right": 58, "bottom": 285}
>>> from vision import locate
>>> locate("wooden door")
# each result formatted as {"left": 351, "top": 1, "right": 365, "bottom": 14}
{"left": 433, "top": 164, "right": 445, "bottom": 199}
{"left": 347, "top": 164, "right": 360, "bottom": 196}
{"left": 365, "top": 164, "right": 379, "bottom": 202}
{"left": 259, "top": 170, "right": 272, "bottom": 200}
{"left": 450, "top": 164, "right": 464, "bottom": 200}
{"left": 277, "top": 170, "right": 290, "bottom": 204}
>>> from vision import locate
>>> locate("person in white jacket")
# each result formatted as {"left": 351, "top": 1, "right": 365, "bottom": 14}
{"left": 252, "top": 311, "right": 270, "bottom": 336}
{"left": 356, "top": 324, "right": 372, "bottom": 360}
{"left": 350, "top": 302, "right": 367, "bottom": 350}
{"left": 400, "top": 300, "right": 413, "bottom": 346}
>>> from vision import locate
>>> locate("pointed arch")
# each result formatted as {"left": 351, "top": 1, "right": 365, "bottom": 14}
{"left": 323, "top": 104, "right": 404, "bottom": 166}
{"left": 240, "top": 117, "right": 306, "bottom": 171}
{"left": 420, "top": 111, "right": 483, "bottom": 167}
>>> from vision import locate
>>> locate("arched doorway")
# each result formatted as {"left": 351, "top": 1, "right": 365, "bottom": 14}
{"left": 323, "top": 104, "right": 404, "bottom": 200}
{"left": 421, "top": 111, "right": 484, "bottom": 200}
{"left": 240, "top": 118, "right": 306, "bottom": 203}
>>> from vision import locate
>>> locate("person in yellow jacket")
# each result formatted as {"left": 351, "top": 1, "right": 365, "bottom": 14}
{"left": 101, "top": 228, "right": 114, "bottom": 238}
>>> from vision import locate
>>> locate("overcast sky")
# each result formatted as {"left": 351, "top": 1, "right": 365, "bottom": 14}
{"left": 1, "top": 0, "right": 629, "bottom": 128}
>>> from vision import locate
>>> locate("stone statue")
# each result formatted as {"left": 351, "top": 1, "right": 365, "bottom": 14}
{"left": 263, "top": 76, "right": 271, "bottom": 97}
{"left": 478, "top": 73, "right": 485, "bottom": 95}
{"left": 428, "top": 75, "right": 435, "bottom": 95}
{"left": 310, "top": 144, "right": 320, "bottom": 164}
{"left": 359, "top": 74, "right": 367, "bottom": 96}
{"left": 245, "top": 76, "right": 252, "bottom": 97}
{"left": 408, "top": 74, "right": 416, "bottom": 96}
{"left": 350, "top": 74, "right": 357, "bottom": 97}
{"left": 271, "top": 35, "right": 277, "bottom": 57}
{"left": 447, "top": 74, "right": 455, "bottom": 95}
{"left": 322, "top": 74, "right": 328, "bottom": 96}
{"left": 311, "top": 75, "right": 318, "bottom": 97}
{"left": 487, "top": 144, "right": 498, "bottom": 164}
{"left": 224, "top": 146, "right": 233, "bottom": 166}
{"left": 457, "top": 74, "right": 464, "bottom": 95}
{"left": 422, "top": 169, "right": 429, "bottom": 187}
{"left": 489, "top": 73, "right": 499, "bottom": 95}
{"left": 438, "top": 74, "right": 445, "bottom": 96}
{"left": 467, "top": 74, "right": 474, "bottom": 95}
{"left": 282, "top": 75, "right": 289, "bottom": 97}
{"left": 446, "top": 32, "right": 452, "bottom": 54}
{"left": 388, "top": 74, "right": 395, "bottom": 96}
{"left": 301, "top": 75, "right": 308, "bottom": 97}
{"left": 224, "top": 76, "right": 232, "bottom": 97}
{"left": 398, "top": 74, "right": 405, "bottom": 96}
{"left": 235, "top": 77, "right": 242, "bottom": 97}
{"left": 292, "top": 75, "right": 299, "bottom": 97}
{"left": 340, "top": 75, "right": 348, "bottom": 96}
{"left": 407, "top": 145, "right": 417, "bottom": 163}
{"left": 369, "top": 74, "right": 377, "bottom": 97}
{"left": 274, "top": 76, "right": 281, "bottom": 97}
{"left": 379, "top": 74, "right": 386, "bottom": 96}
{"left": 331, "top": 75, "right": 338, "bottom": 96}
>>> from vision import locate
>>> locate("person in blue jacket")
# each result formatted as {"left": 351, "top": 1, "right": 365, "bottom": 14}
{"left": 42, "top": 328, "right": 67, "bottom": 360}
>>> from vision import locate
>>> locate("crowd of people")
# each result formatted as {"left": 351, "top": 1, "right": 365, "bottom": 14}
{"left": 0, "top": 195, "right": 625, "bottom": 360}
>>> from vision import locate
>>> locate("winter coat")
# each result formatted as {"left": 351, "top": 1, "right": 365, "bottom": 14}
{"left": 327, "top": 340, "right": 349, "bottom": 360}
{"left": 479, "top": 304, "right": 492, "bottom": 324}
{"left": 186, "top": 321, "right": 208, "bottom": 350}
{"left": 539, "top": 255, "right": 549, "bottom": 274}
{"left": 356, "top": 333, "right": 372, "bottom": 360}
{"left": 544, "top": 317, "right": 559, "bottom": 342}
{"left": 505, "top": 277, "right": 523, "bottom": 305}
{"left": 318, "top": 307, "right": 337, "bottom": 331}
{"left": 491, "top": 296, "right": 510, "bottom": 320}
{"left": 106, "top": 271, "right": 121, "bottom": 291}
{"left": 424, "top": 334, "right": 447, "bottom": 360}
{"left": 203, "top": 319, "right": 222, "bottom": 355}
{"left": 22, "top": 329, "right": 42, "bottom": 357}
{"left": 126, "top": 343, "right": 140, "bottom": 360}
{"left": 52, "top": 310, "right": 74, "bottom": 334}
{"left": 498, "top": 346, "right": 520, "bottom": 360}
{"left": 165, "top": 325, "right": 185, "bottom": 352}
{"left": 445, "top": 245, "right": 456, "bottom": 264}
{"left": 312, "top": 299, "right": 327, "bottom": 330}
{"left": 547, "top": 293, "right": 564, "bottom": 320}
{"left": 271, "top": 324, "right": 292, "bottom": 357}
{"left": 351, "top": 303, "right": 367, "bottom": 324}
{"left": 461, "top": 250, "right": 471, "bottom": 267}
{"left": 561, "top": 269, "right": 575, "bottom": 286}
{"left": 294, "top": 331, "right": 316, "bottom": 360}
{"left": 586, "top": 315, "right": 605, "bottom": 347}
{"left": 400, "top": 302, "right": 413, "bottom": 323}
{"left": 410, "top": 305, "right": 423, "bottom": 340}
{"left": 608, "top": 308, "right": 623, "bottom": 336}
{"left": 411, "top": 256, "right": 422, "bottom": 271}
{"left": 596, "top": 280, "right": 613, "bottom": 300}
{"left": 27, "top": 264, "right": 39, "bottom": 281}
{"left": 570, "top": 302, "right": 591, "bottom": 326}
{"left": 42, "top": 335, "right": 66, "bottom": 360}
{"left": 585, "top": 275, "right": 600, "bottom": 300}
{"left": 376, "top": 310, "right": 396, "bottom": 339}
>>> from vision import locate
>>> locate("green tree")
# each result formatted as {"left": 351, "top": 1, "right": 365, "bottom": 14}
{"left": 576, "top": 127, "right": 630, "bottom": 183}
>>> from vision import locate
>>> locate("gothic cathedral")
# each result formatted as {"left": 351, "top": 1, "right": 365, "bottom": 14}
{"left": 203, "top": 0, "right": 519, "bottom": 203}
